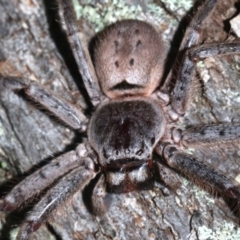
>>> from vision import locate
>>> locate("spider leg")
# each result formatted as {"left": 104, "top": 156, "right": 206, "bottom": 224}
{"left": 0, "top": 144, "right": 90, "bottom": 213}
{"left": 0, "top": 76, "right": 88, "bottom": 131}
{"left": 171, "top": 41, "right": 240, "bottom": 115}
{"left": 16, "top": 164, "right": 97, "bottom": 240}
{"left": 58, "top": 0, "right": 102, "bottom": 107}
{"left": 179, "top": 0, "right": 218, "bottom": 50}
{"left": 160, "top": 0, "right": 219, "bottom": 96}
{"left": 91, "top": 174, "right": 112, "bottom": 216}
{"left": 155, "top": 161, "right": 182, "bottom": 191}
{"left": 173, "top": 123, "right": 240, "bottom": 146}
{"left": 157, "top": 144, "right": 240, "bottom": 200}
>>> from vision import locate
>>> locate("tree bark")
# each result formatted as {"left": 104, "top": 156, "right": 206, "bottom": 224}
{"left": 0, "top": 0, "right": 240, "bottom": 239}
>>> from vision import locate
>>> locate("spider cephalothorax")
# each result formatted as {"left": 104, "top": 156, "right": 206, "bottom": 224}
{"left": 89, "top": 97, "right": 165, "bottom": 193}
{"left": 1, "top": 0, "right": 240, "bottom": 239}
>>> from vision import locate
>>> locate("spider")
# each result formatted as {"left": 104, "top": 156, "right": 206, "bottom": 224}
{"left": 1, "top": 0, "right": 240, "bottom": 239}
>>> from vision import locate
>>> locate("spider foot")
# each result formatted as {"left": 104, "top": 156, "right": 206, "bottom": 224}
{"left": 17, "top": 220, "right": 42, "bottom": 240}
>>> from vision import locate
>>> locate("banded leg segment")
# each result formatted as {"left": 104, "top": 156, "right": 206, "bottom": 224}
{"left": 16, "top": 166, "right": 96, "bottom": 240}
{"left": 161, "top": 0, "right": 219, "bottom": 95}
{"left": 0, "top": 145, "right": 88, "bottom": 212}
{"left": 175, "top": 123, "right": 240, "bottom": 146}
{"left": 0, "top": 76, "right": 88, "bottom": 131}
{"left": 171, "top": 41, "right": 240, "bottom": 115}
{"left": 162, "top": 145, "right": 240, "bottom": 199}
{"left": 59, "top": 0, "right": 102, "bottom": 106}
{"left": 180, "top": 0, "right": 219, "bottom": 49}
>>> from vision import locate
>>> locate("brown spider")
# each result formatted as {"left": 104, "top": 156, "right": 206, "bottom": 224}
{"left": 1, "top": 0, "right": 240, "bottom": 239}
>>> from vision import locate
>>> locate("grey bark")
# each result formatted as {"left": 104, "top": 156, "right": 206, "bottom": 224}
{"left": 0, "top": 0, "right": 240, "bottom": 240}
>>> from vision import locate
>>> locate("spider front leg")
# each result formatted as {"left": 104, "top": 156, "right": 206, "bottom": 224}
{"left": 157, "top": 144, "right": 240, "bottom": 200}
{"left": 16, "top": 160, "right": 97, "bottom": 240}
{"left": 0, "top": 144, "right": 89, "bottom": 213}
{"left": 0, "top": 76, "right": 88, "bottom": 131}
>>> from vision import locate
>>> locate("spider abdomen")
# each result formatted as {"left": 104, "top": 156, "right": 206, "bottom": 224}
{"left": 89, "top": 98, "right": 165, "bottom": 192}
{"left": 93, "top": 20, "right": 165, "bottom": 98}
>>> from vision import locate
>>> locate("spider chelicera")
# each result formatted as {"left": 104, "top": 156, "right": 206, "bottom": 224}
{"left": 1, "top": 0, "right": 240, "bottom": 239}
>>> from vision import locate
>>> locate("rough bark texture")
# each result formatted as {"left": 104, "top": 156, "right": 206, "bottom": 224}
{"left": 0, "top": 0, "right": 240, "bottom": 239}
